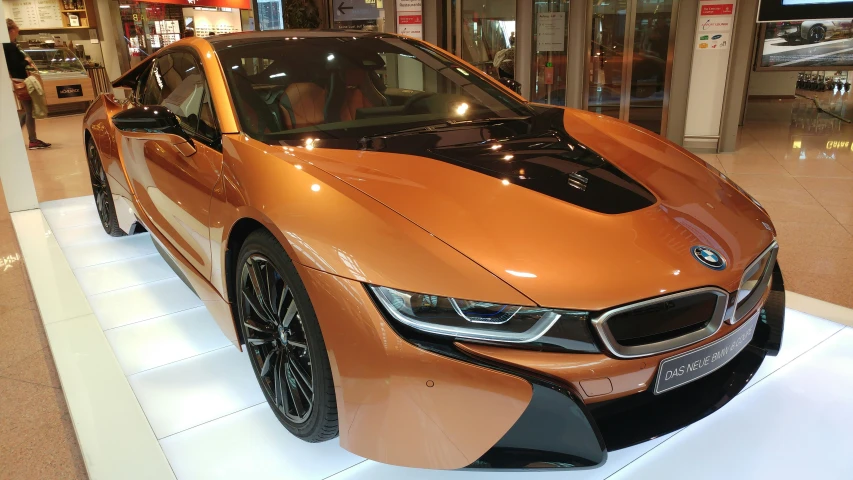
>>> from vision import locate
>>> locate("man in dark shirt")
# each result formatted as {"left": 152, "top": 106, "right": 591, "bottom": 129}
{"left": 4, "top": 18, "right": 50, "bottom": 149}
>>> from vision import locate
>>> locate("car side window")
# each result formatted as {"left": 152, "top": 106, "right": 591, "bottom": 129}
{"left": 141, "top": 51, "right": 219, "bottom": 146}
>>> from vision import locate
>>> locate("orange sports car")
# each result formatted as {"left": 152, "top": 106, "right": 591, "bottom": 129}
{"left": 82, "top": 31, "right": 785, "bottom": 470}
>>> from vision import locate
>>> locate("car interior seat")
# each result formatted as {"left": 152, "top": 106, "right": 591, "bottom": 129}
{"left": 278, "top": 82, "right": 329, "bottom": 129}
{"left": 227, "top": 65, "right": 284, "bottom": 136}
{"left": 328, "top": 68, "right": 389, "bottom": 122}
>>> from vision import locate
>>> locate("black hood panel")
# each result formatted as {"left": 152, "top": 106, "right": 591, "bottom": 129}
{"left": 367, "top": 107, "right": 656, "bottom": 214}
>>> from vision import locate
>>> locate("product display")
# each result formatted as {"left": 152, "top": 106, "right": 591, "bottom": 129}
{"left": 82, "top": 32, "right": 785, "bottom": 470}
{"left": 24, "top": 46, "right": 95, "bottom": 105}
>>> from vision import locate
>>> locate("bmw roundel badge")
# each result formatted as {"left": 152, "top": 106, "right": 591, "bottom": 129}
{"left": 691, "top": 246, "right": 726, "bottom": 270}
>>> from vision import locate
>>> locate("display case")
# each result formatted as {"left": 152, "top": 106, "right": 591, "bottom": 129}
{"left": 24, "top": 46, "right": 95, "bottom": 105}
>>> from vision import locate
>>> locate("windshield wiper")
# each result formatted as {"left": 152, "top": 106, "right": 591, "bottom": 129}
{"left": 359, "top": 116, "right": 531, "bottom": 150}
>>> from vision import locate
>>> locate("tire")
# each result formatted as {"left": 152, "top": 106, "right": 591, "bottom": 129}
{"left": 86, "top": 139, "right": 125, "bottom": 237}
{"left": 807, "top": 25, "right": 826, "bottom": 43}
{"left": 235, "top": 230, "right": 338, "bottom": 442}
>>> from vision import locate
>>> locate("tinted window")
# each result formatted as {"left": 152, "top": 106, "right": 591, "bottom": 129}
{"left": 215, "top": 36, "right": 530, "bottom": 141}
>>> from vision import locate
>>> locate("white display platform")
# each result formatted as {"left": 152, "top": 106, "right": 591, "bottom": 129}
{"left": 15, "top": 196, "right": 853, "bottom": 480}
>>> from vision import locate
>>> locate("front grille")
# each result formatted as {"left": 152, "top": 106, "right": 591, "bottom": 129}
{"left": 593, "top": 288, "right": 729, "bottom": 358}
{"left": 606, "top": 292, "right": 719, "bottom": 346}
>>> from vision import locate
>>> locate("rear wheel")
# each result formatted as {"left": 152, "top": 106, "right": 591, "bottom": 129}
{"left": 86, "top": 139, "right": 124, "bottom": 237}
{"left": 236, "top": 230, "right": 338, "bottom": 442}
{"left": 807, "top": 25, "right": 826, "bottom": 43}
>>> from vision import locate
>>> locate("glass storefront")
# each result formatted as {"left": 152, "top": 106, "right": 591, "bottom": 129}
{"left": 459, "top": 0, "right": 517, "bottom": 79}
{"left": 118, "top": 1, "right": 251, "bottom": 68}
{"left": 586, "top": 0, "right": 676, "bottom": 134}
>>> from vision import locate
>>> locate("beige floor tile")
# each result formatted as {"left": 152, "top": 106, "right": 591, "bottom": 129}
{"left": 776, "top": 243, "right": 853, "bottom": 277}
{"left": 783, "top": 270, "right": 853, "bottom": 310}
{"left": 759, "top": 201, "right": 839, "bottom": 224}
{"left": 0, "top": 377, "right": 88, "bottom": 480}
{"left": 24, "top": 114, "right": 92, "bottom": 203}
{"left": 727, "top": 173, "right": 820, "bottom": 205}
{"left": 822, "top": 204, "right": 853, "bottom": 226}
{"left": 0, "top": 347, "right": 62, "bottom": 389}
{"left": 0, "top": 307, "right": 49, "bottom": 371}
{"left": 796, "top": 177, "right": 853, "bottom": 206}
{"left": 773, "top": 221, "right": 853, "bottom": 249}
{"left": 778, "top": 159, "right": 853, "bottom": 178}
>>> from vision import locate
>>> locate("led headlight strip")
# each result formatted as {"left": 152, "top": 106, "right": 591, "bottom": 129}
{"left": 370, "top": 285, "right": 563, "bottom": 343}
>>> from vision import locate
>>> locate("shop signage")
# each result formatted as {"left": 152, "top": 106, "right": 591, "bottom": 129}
{"left": 701, "top": 3, "right": 734, "bottom": 16}
{"left": 135, "top": 0, "right": 252, "bottom": 10}
{"left": 536, "top": 12, "right": 566, "bottom": 52}
{"left": 684, "top": 0, "right": 738, "bottom": 138}
{"left": 396, "top": 0, "right": 422, "bottom": 39}
{"left": 57, "top": 84, "right": 84, "bottom": 98}
{"left": 7, "top": 0, "right": 64, "bottom": 29}
{"left": 334, "top": 0, "right": 381, "bottom": 21}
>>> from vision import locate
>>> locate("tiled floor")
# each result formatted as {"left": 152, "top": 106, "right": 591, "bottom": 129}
{"left": 0, "top": 184, "right": 88, "bottom": 479}
{"left": 26, "top": 114, "right": 93, "bottom": 203}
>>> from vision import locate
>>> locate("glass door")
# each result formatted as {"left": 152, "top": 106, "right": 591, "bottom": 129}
{"left": 586, "top": 0, "right": 676, "bottom": 135}
{"left": 532, "top": 1, "right": 570, "bottom": 106}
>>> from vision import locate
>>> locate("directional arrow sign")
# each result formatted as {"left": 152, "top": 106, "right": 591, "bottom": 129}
{"left": 333, "top": 0, "right": 380, "bottom": 21}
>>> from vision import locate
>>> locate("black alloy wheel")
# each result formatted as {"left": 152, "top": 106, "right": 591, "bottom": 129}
{"left": 236, "top": 230, "right": 338, "bottom": 441}
{"left": 808, "top": 25, "right": 826, "bottom": 43}
{"left": 86, "top": 140, "right": 124, "bottom": 237}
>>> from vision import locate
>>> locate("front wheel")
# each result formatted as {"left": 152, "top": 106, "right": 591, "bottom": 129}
{"left": 236, "top": 230, "right": 338, "bottom": 442}
{"left": 86, "top": 139, "right": 124, "bottom": 237}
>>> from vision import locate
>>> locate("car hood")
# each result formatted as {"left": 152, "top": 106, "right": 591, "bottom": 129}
{"left": 298, "top": 106, "right": 775, "bottom": 310}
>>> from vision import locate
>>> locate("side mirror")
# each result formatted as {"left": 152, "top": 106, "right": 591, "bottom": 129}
{"left": 113, "top": 106, "right": 195, "bottom": 147}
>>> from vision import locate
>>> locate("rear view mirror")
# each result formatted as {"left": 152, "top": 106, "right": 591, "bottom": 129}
{"left": 113, "top": 106, "right": 196, "bottom": 151}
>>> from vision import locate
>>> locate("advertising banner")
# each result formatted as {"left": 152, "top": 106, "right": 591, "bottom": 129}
{"left": 757, "top": 19, "right": 853, "bottom": 70}
{"left": 397, "top": 0, "right": 422, "bottom": 39}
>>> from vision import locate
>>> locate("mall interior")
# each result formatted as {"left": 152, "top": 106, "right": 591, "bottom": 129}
{"left": 1, "top": 0, "right": 853, "bottom": 479}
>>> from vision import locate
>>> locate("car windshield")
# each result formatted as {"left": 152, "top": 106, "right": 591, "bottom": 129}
{"left": 214, "top": 35, "right": 531, "bottom": 143}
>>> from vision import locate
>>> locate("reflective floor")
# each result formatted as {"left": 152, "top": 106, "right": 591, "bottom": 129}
{"left": 0, "top": 185, "right": 88, "bottom": 479}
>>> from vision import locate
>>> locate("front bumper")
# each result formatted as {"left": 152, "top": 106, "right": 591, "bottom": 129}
{"left": 301, "top": 264, "right": 785, "bottom": 470}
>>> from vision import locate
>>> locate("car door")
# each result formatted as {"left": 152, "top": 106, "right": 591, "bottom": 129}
{"left": 120, "top": 50, "right": 223, "bottom": 279}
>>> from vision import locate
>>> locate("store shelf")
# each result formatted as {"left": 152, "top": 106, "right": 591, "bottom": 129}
{"left": 60, "top": 9, "right": 87, "bottom": 12}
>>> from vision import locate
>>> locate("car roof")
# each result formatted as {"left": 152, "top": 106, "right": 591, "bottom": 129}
{"left": 206, "top": 29, "right": 403, "bottom": 48}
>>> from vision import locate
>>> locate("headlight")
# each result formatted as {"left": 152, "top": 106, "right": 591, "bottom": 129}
{"left": 369, "top": 285, "right": 598, "bottom": 352}
{"left": 733, "top": 242, "right": 778, "bottom": 322}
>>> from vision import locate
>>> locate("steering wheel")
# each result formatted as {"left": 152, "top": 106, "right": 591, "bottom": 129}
{"left": 401, "top": 92, "right": 436, "bottom": 114}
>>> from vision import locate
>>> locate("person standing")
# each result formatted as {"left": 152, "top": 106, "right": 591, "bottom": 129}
{"left": 4, "top": 19, "right": 50, "bottom": 149}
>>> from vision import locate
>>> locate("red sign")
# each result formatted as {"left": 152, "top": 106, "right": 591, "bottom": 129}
{"left": 543, "top": 67, "right": 554, "bottom": 85}
{"left": 398, "top": 15, "right": 422, "bottom": 25}
{"left": 700, "top": 3, "right": 734, "bottom": 16}
{"left": 137, "top": 0, "right": 251, "bottom": 10}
